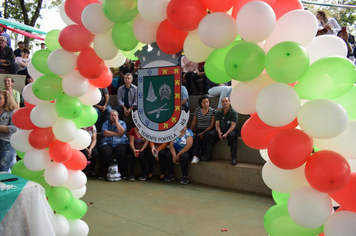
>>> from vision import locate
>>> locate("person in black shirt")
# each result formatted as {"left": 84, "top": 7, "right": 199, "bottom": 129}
{"left": 0, "top": 36, "right": 19, "bottom": 74}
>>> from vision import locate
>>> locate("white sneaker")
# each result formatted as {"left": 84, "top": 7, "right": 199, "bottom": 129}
{"left": 191, "top": 156, "right": 200, "bottom": 164}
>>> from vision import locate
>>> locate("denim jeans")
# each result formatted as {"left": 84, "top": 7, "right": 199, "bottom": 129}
{"left": 0, "top": 140, "right": 16, "bottom": 172}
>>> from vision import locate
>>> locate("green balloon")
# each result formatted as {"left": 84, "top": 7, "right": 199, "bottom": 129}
{"left": 55, "top": 94, "right": 83, "bottom": 119}
{"left": 103, "top": 0, "right": 138, "bottom": 24}
{"left": 205, "top": 41, "right": 243, "bottom": 84}
{"left": 59, "top": 198, "right": 87, "bottom": 220}
{"left": 294, "top": 56, "right": 356, "bottom": 100}
{"left": 265, "top": 41, "right": 309, "bottom": 84}
{"left": 225, "top": 42, "right": 266, "bottom": 82}
{"left": 32, "top": 176, "right": 52, "bottom": 196}
{"left": 121, "top": 42, "right": 145, "bottom": 60}
{"left": 32, "top": 75, "right": 63, "bottom": 101}
{"left": 333, "top": 85, "right": 356, "bottom": 120}
{"left": 16, "top": 150, "right": 25, "bottom": 159}
{"left": 47, "top": 186, "right": 73, "bottom": 212}
{"left": 45, "top": 29, "right": 61, "bottom": 52}
{"left": 72, "top": 105, "right": 98, "bottom": 128}
{"left": 112, "top": 21, "right": 139, "bottom": 51}
{"left": 272, "top": 191, "right": 290, "bottom": 205}
{"left": 264, "top": 205, "right": 323, "bottom": 236}
{"left": 11, "top": 160, "right": 44, "bottom": 181}
{"left": 32, "top": 49, "right": 56, "bottom": 75}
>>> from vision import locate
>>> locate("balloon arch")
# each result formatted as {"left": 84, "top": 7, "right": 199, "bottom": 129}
{"left": 10, "top": 0, "right": 356, "bottom": 235}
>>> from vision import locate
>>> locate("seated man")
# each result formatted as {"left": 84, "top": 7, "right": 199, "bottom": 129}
{"left": 181, "top": 55, "right": 203, "bottom": 95}
{"left": 202, "top": 97, "right": 239, "bottom": 165}
{"left": 14, "top": 41, "right": 25, "bottom": 57}
{"left": 115, "top": 73, "right": 137, "bottom": 120}
{"left": 0, "top": 36, "right": 19, "bottom": 74}
{"left": 94, "top": 87, "right": 112, "bottom": 130}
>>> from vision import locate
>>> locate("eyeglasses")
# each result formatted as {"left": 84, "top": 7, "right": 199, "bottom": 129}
{"left": 0, "top": 40, "right": 5, "bottom": 42}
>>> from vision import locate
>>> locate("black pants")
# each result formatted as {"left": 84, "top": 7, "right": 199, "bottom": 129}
{"left": 81, "top": 147, "right": 99, "bottom": 173}
{"left": 147, "top": 148, "right": 170, "bottom": 175}
{"left": 185, "top": 72, "right": 201, "bottom": 95}
{"left": 165, "top": 150, "right": 191, "bottom": 177}
{"left": 115, "top": 105, "right": 137, "bottom": 120}
{"left": 130, "top": 148, "right": 147, "bottom": 175}
{"left": 98, "top": 144, "right": 129, "bottom": 176}
{"left": 1, "top": 63, "right": 19, "bottom": 74}
{"left": 191, "top": 129, "right": 211, "bottom": 157}
{"left": 205, "top": 129, "right": 238, "bottom": 160}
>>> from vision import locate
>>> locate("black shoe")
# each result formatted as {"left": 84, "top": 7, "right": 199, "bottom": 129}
{"left": 201, "top": 155, "right": 212, "bottom": 162}
{"left": 139, "top": 174, "right": 147, "bottom": 181}
{"left": 165, "top": 174, "right": 175, "bottom": 182}
{"left": 121, "top": 174, "right": 128, "bottom": 180}
{"left": 231, "top": 157, "right": 237, "bottom": 166}
{"left": 180, "top": 176, "right": 189, "bottom": 185}
{"left": 129, "top": 174, "right": 135, "bottom": 182}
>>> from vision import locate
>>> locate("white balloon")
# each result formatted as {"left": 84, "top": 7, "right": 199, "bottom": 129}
{"left": 27, "top": 61, "right": 44, "bottom": 80}
{"left": 94, "top": 30, "right": 119, "bottom": 60}
{"left": 70, "top": 185, "right": 87, "bottom": 199}
{"left": 63, "top": 170, "right": 87, "bottom": 190}
{"left": 82, "top": 3, "right": 114, "bottom": 34}
{"left": 262, "top": 161, "right": 309, "bottom": 193}
{"left": 55, "top": 213, "right": 70, "bottom": 236}
{"left": 314, "top": 120, "right": 356, "bottom": 160}
{"left": 198, "top": 13, "right": 238, "bottom": 49}
{"left": 44, "top": 162, "right": 68, "bottom": 187}
{"left": 62, "top": 71, "right": 89, "bottom": 97}
{"left": 23, "top": 149, "right": 51, "bottom": 171}
{"left": 52, "top": 117, "right": 78, "bottom": 142}
{"left": 183, "top": 30, "right": 214, "bottom": 63}
{"left": 236, "top": 1, "right": 276, "bottom": 43}
{"left": 48, "top": 49, "right": 78, "bottom": 76}
{"left": 231, "top": 73, "right": 275, "bottom": 115}
{"left": 264, "top": 10, "right": 318, "bottom": 52}
{"left": 30, "top": 102, "right": 58, "bottom": 128}
{"left": 324, "top": 211, "right": 356, "bottom": 236}
{"left": 68, "top": 129, "right": 91, "bottom": 150}
{"left": 133, "top": 14, "right": 160, "bottom": 44}
{"left": 137, "top": 0, "right": 170, "bottom": 23}
{"left": 79, "top": 84, "right": 102, "bottom": 105}
{"left": 104, "top": 50, "right": 126, "bottom": 68}
{"left": 22, "top": 83, "right": 46, "bottom": 105}
{"left": 288, "top": 186, "right": 332, "bottom": 229}
{"left": 306, "top": 35, "right": 348, "bottom": 64}
{"left": 10, "top": 130, "right": 32, "bottom": 152}
{"left": 298, "top": 99, "right": 348, "bottom": 139}
{"left": 59, "top": 2, "right": 75, "bottom": 26}
{"left": 256, "top": 83, "right": 300, "bottom": 127}
{"left": 67, "top": 220, "right": 89, "bottom": 236}
{"left": 259, "top": 149, "right": 270, "bottom": 162}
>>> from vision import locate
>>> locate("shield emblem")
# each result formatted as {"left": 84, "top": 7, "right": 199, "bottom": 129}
{"left": 132, "top": 66, "right": 189, "bottom": 143}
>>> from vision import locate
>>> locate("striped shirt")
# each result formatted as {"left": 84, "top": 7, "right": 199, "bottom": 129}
{"left": 194, "top": 107, "right": 216, "bottom": 130}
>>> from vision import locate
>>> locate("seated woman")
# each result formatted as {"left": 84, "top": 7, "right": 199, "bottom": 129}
{"left": 148, "top": 142, "right": 170, "bottom": 180}
{"left": 80, "top": 125, "right": 99, "bottom": 177}
{"left": 20, "top": 74, "right": 34, "bottom": 107}
{"left": 0, "top": 91, "right": 19, "bottom": 172}
{"left": 98, "top": 110, "right": 129, "bottom": 180}
{"left": 165, "top": 126, "right": 193, "bottom": 185}
{"left": 129, "top": 125, "right": 149, "bottom": 181}
{"left": 189, "top": 95, "right": 216, "bottom": 164}
{"left": 3, "top": 76, "right": 20, "bottom": 107}
{"left": 207, "top": 78, "right": 232, "bottom": 109}
{"left": 15, "top": 48, "right": 30, "bottom": 75}
{"left": 316, "top": 10, "right": 341, "bottom": 36}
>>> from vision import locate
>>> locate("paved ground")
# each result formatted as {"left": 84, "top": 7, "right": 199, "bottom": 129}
{"left": 82, "top": 177, "right": 274, "bottom": 236}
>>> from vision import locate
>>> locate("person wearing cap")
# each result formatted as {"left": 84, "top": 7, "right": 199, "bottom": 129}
{"left": 14, "top": 41, "right": 25, "bottom": 57}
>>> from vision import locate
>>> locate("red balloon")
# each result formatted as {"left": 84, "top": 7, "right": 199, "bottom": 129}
{"left": 268, "top": 129, "right": 313, "bottom": 170}
{"left": 58, "top": 25, "right": 94, "bottom": 52}
{"left": 202, "top": 0, "right": 234, "bottom": 12}
{"left": 241, "top": 115, "right": 298, "bottom": 149}
{"left": 77, "top": 47, "right": 105, "bottom": 79}
{"left": 49, "top": 140, "right": 72, "bottom": 163}
{"left": 63, "top": 149, "right": 87, "bottom": 171}
{"left": 232, "top": 0, "right": 276, "bottom": 19}
{"left": 88, "top": 66, "right": 113, "bottom": 88}
{"left": 29, "top": 128, "right": 55, "bottom": 149}
{"left": 24, "top": 101, "right": 36, "bottom": 108}
{"left": 167, "top": 0, "right": 207, "bottom": 32}
{"left": 156, "top": 20, "right": 188, "bottom": 54}
{"left": 305, "top": 150, "right": 351, "bottom": 193}
{"left": 272, "top": 0, "right": 303, "bottom": 20}
{"left": 12, "top": 107, "right": 37, "bottom": 130}
{"left": 329, "top": 173, "right": 356, "bottom": 212}
{"left": 64, "top": 0, "right": 99, "bottom": 26}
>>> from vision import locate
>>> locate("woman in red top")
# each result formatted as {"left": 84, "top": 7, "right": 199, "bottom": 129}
{"left": 129, "top": 126, "right": 149, "bottom": 181}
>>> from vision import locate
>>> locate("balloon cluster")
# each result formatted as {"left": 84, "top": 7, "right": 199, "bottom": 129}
{"left": 9, "top": 0, "right": 356, "bottom": 235}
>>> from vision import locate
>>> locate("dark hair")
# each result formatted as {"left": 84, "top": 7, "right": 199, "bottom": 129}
{"left": 4, "top": 76, "right": 14, "bottom": 83}
{"left": 198, "top": 95, "right": 210, "bottom": 108}
{"left": 25, "top": 74, "right": 33, "bottom": 85}
{"left": 23, "top": 48, "right": 30, "bottom": 54}
{"left": 18, "top": 41, "right": 24, "bottom": 45}
{"left": 41, "top": 43, "right": 46, "bottom": 46}
{"left": 317, "top": 11, "right": 329, "bottom": 25}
